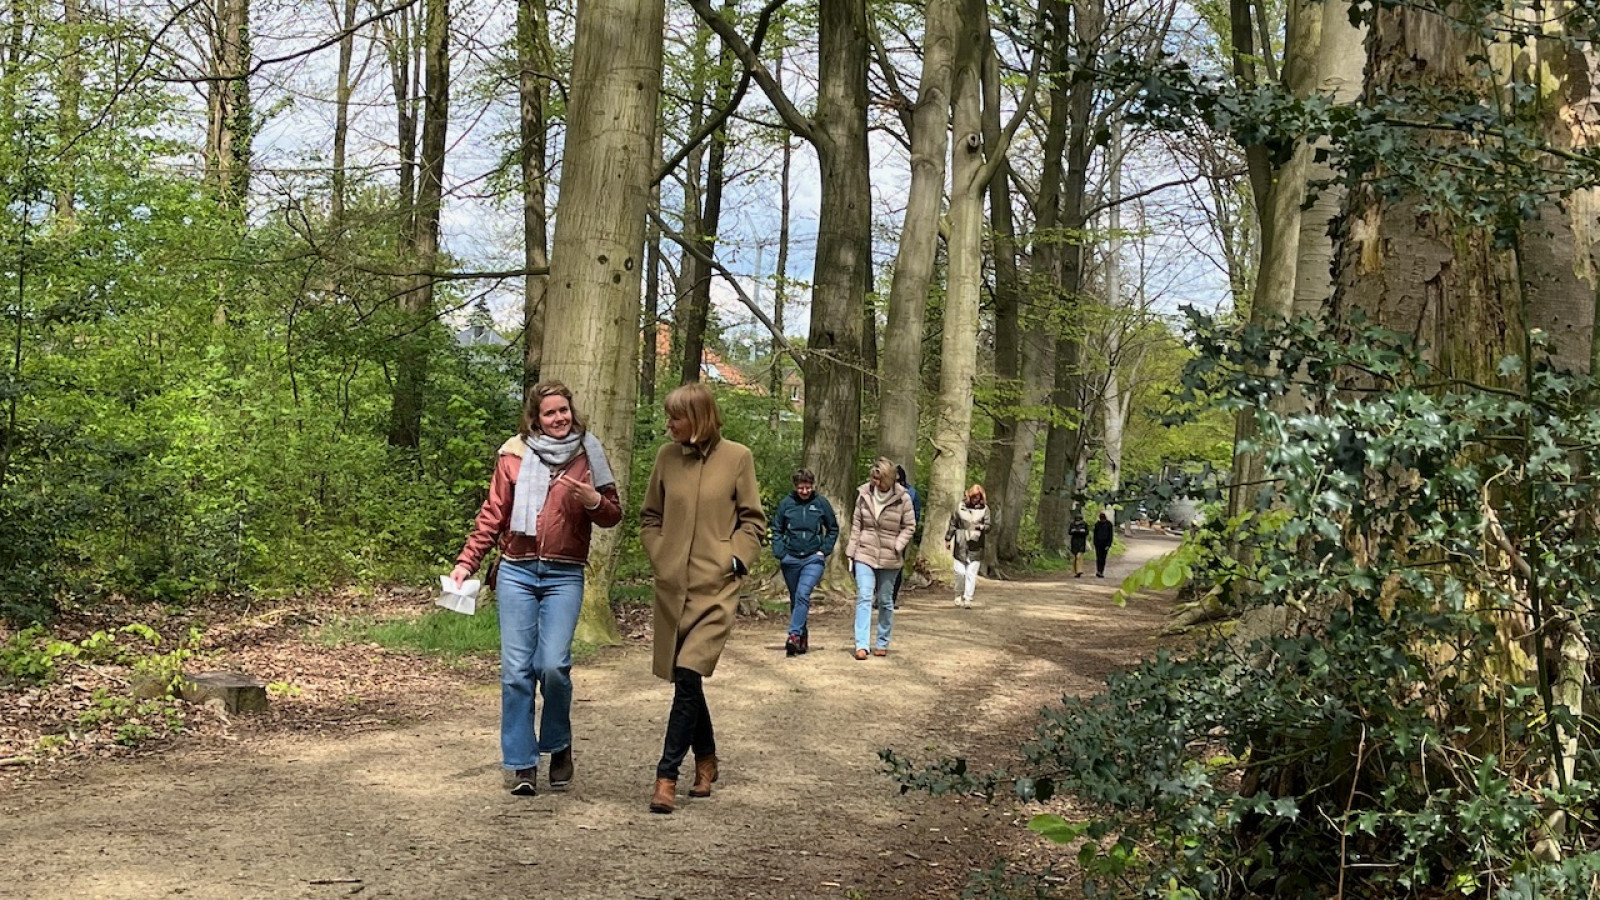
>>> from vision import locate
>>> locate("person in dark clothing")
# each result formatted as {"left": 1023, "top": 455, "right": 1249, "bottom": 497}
{"left": 889, "top": 465, "right": 921, "bottom": 610}
{"left": 1068, "top": 514, "right": 1089, "bottom": 578}
{"left": 1092, "top": 512, "right": 1114, "bottom": 577}
{"left": 771, "top": 468, "right": 839, "bottom": 656}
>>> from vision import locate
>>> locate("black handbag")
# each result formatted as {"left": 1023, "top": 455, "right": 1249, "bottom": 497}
{"left": 484, "top": 550, "right": 501, "bottom": 592}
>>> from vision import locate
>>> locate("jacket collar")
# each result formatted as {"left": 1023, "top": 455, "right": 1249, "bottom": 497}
{"left": 858, "top": 481, "right": 908, "bottom": 504}
{"left": 677, "top": 434, "right": 722, "bottom": 459}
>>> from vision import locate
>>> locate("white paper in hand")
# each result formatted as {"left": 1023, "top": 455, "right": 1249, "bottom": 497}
{"left": 437, "top": 575, "right": 481, "bottom": 615}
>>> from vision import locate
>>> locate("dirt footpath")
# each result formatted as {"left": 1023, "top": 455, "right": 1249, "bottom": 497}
{"left": 0, "top": 537, "right": 1177, "bottom": 900}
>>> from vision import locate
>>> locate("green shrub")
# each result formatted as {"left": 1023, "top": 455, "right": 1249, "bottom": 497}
{"left": 888, "top": 315, "right": 1600, "bottom": 897}
{"left": 0, "top": 626, "right": 80, "bottom": 684}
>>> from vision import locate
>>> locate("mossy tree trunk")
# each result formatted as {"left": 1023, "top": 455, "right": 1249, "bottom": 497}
{"left": 542, "top": 0, "right": 666, "bottom": 646}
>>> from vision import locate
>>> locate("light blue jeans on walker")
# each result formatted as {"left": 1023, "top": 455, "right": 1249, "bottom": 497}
{"left": 853, "top": 562, "right": 897, "bottom": 651}
{"left": 496, "top": 558, "right": 585, "bottom": 771}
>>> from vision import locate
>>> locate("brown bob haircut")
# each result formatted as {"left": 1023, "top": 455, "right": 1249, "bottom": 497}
{"left": 964, "top": 484, "right": 987, "bottom": 506}
{"left": 663, "top": 382, "right": 723, "bottom": 445}
{"left": 520, "top": 380, "right": 587, "bottom": 438}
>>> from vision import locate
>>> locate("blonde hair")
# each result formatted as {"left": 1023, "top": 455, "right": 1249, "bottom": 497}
{"left": 663, "top": 382, "right": 723, "bottom": 445}
{"left": 870, "top": 457, "right": 897, "bottom": 486}
{"left": 964, "top": 484, "right": 987, "bottom": 506}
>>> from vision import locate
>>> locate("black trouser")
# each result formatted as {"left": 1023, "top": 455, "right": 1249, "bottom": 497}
{"left": 1094, "top": 545, "right": 1110, "bottom": 575}
{"left": 656, "top": 667, "right": 715, "bottom": 779}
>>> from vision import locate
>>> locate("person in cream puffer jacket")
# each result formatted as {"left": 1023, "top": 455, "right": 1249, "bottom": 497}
{"left": 844, "top": 458, "right": 915, "bottom": 659}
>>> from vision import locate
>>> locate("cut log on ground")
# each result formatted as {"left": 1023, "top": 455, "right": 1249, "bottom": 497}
{"left": 180, "top": 672, "right": 269, "bottom": 714}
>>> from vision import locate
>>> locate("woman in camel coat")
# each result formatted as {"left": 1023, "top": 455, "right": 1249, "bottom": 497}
{"left": 640, "top": 382, "right": 766, "bottom": 814}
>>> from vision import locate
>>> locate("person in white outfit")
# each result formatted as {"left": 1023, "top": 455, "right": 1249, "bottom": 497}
{"left": 944, "top": 484, "right": 991, "bottom": 608}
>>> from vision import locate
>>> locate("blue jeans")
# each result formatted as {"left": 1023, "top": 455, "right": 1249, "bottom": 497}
{"left": 853, "top": 562, "right": 896, "bottom": 651}
{"left": 496, "top": 558, "right": 585, "bottom": 770}
{"left": 781, "top": 554, "right": 826, "bottom": 639}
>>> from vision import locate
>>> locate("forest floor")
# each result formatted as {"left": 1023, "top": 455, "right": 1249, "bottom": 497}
{"left": 0, "top": 534, "right": 1179, "bottom": 900}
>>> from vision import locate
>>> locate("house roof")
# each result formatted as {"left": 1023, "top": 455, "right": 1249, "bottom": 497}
{"left": 455, "top": 324, "right": 510, "bottom": 348}
{"left": 652, "top": 328, "right": 763, "bottom": 392}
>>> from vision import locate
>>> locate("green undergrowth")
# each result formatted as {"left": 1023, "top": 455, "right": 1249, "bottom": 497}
{"left": 2, "top": 623, "right": 201, "bottom": 755}
{"left": 320, "top": 608, "right": 502, "bottom": 660}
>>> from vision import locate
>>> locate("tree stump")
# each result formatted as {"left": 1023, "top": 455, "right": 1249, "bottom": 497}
{"left": 180, "top": 671, "right": 269, "bottom": 714}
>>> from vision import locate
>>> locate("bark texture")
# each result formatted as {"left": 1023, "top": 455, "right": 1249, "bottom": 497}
{"left": 921, "top": 0, "right": 987, "bottom": 577}
{"left": 876, "top": 0, "right": 959, "bottom": 480}
{"left": 517, "top": 0, "right": 553, "bottom": 392}
{"left": 388, "top": 0, "right": 448, "bottom": 449}
{"left": 541, "top": 0, "right": 666, "bottom": 646}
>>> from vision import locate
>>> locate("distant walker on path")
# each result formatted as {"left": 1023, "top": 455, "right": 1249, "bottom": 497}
{"left": 944, "top": 484, "right": 991, "bottom": 608}
{"left": 1092, "top": 512, "right": 1114, "bottom": 577}
{"left": 1068, "top": 514, "right": 1089, "bottom": 578}
{"left": 771, "top": 467, "right": 838, "bottom": 657}
{"left": 845, "top": 458, "right": 916, "bottom": 660}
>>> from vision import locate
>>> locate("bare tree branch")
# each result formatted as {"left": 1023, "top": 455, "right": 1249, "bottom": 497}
{"left": 647, "top": 208, "right": 802, "bottom": 369}
{"left": 685, "top": 0, "right": 816, "bottom": 146}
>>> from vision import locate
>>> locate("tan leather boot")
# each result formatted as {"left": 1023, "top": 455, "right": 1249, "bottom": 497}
{"left": 649, "top": 777, "right": 676, "bottom": 814}
{"left": 689, "top": 754, "right": 719, "bottom": 798}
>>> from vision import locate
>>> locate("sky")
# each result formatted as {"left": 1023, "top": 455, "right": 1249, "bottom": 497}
{"left": 235, "top": 0, "right": 1237, "bottom": 347}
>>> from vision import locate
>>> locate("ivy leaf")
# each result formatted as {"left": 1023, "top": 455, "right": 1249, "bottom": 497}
{"left": 1028, "top": 814, "right": 1089, "bottom": 845}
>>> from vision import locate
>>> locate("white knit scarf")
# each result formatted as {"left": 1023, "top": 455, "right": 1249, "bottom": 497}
{"left": 509, "top": 431, "right": 614, "bottom": 536}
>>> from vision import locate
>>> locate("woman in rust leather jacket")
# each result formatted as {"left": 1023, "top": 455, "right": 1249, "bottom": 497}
{"left": 450, "top": 381, "right": 622, "bottom": 797}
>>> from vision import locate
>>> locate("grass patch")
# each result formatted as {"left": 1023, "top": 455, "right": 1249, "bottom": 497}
{"left": 1029, "top": 551, "right": 1076, "bottom": 573}
{"left": 1025, "top": 541, "right": 1125, "bottom": 576}
{"left": 323, "top": 607, "right": 501, "bottom": 659}
{"left": 321, "top": 604, "right": 611, "bottom": 664}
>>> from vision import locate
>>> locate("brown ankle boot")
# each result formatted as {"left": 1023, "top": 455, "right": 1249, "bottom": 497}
{"left": 689, "top": 754, "right": 719, "bottom": 798}
{"left": 649, "top": 777, "right": 676, "bottom": 814}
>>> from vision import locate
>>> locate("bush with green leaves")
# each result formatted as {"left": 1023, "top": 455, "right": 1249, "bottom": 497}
{"left": 887, "top": 314, "right": 1600, "bottom": 897}
{"left": 1, "top": 623, "right": 164, "bottom": 686}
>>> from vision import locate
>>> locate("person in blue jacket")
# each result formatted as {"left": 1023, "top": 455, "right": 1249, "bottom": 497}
{"left": 890, "top": 465, "right": 921, "bottom": 610}
{"left": 771, "top": 467, "right": 840, "bottom": 656}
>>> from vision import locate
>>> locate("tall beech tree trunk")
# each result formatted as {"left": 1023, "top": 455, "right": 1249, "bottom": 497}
{"left": 688, "top": 0, "right": 869, "bottom": 587}
{"left": 641, "top": 129, "right": 663, "bottom": 406}
{"left": 922, "top": 0, "right": 1034, "bottom": 576}
{"left": 1101, "top": 146, "right": 1125, "bottom": 500}
{"left": 982, "top": 81, "right": 1024, "bottom": 573}
{"left": 1329, "top": 0, "right": 1600, "bottom": 857}
{"left": 380, "top": 7, "right": 419, "bottom": 242}
{"left": 388, "top": 0, "right": 448, "bottom": 449}
{"left": 1290, "top": 1, "right": 1364, "bottom": 325}
{"left": 876, "top": 0, "right": 959, "bottom": 481}
{"left": 800, "top": 0, "right": 870, "bottom": 580}
{"left": 770, "top": 88, "right": 792, "bottom": 408}
{"left": 1226, "top": 0, "right": 1318, "bottom": 516}
{"left": 204, "top": 0, "right": 251, "bottom": 212}
{"left": 920, "top": 0, "right": 989, "bottom": 577}
{"left": 679, "top": 11, "right": 736, "bottom": 388}
{"left": 988, "top": 15, "right": 1066, "bottom": 569}
{"left": 1037, "top": 0, "right": 1099, "bottom": 552}
{"left": 54, "top": 0, "right": 80, "bottom": 223}
{"left": 516, "top": 0, "right": 553, "bottom": 393}
{"left": 673, "top": 20, "right": 712, "bottom": 385}
{"left": 541, "top": 0, "right": 665, "bottom": 646}
{"left": 329, "top": 0, "right": 359, "bottom": 229}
